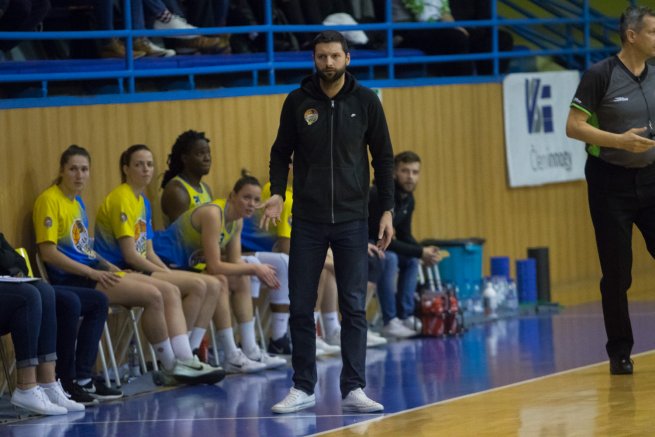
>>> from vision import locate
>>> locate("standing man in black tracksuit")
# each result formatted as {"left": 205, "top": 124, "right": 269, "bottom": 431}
{"left": 261, "top": 30, "right": 394, "bottom": 414}
{"left": 566, "top": 5, "right": 655, "bottom": 375}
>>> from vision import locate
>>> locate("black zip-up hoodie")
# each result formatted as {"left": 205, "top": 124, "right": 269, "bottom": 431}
{"left": 269, "top": 72, "right": 394, "bottom": 224}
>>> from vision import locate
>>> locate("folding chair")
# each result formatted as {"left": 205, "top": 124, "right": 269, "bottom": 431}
{"left": 208, "top": 320, "right": 220, "bottom": 367}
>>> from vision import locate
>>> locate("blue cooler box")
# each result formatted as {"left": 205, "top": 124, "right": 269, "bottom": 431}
{"left": 421, "top": 238, "right": 485, "bottom": 300}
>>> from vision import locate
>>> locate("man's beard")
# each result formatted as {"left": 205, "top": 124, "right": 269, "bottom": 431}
{"left": 397, "top": 180, "right": 416, "bottom": 193}
{"left": 317, "top": 66, "right": 346, "bottom": 83}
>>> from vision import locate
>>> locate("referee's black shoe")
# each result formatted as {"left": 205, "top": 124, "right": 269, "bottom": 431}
{"left": 609, "top": 356, "right": 633, "bottom": 375}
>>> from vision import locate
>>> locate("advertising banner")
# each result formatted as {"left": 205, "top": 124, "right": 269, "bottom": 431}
{"left": 503, "top": 71, "right": 586, "bottom": 187}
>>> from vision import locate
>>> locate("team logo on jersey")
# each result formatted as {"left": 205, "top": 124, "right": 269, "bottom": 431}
{"left": 44, "top": 217, "right": 53, "bottom": 228}
{"left": 304, "top": 108, "right": 319, "bottom": 125}
{"left": 71, "top": 219, "right": 93, "bottom": 255}
{"left": 188, "top": 249, "right": 206, "bottom": 268}
{"left": 120, "top": 212, "right": 128, "bottom": 223}
{"left": 134, "top": 219, "right": 148, "bottom": 256}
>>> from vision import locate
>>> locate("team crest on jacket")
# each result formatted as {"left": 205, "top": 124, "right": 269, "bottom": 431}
{"left": 304, "top": 108, "right": 319, "bottom": 125}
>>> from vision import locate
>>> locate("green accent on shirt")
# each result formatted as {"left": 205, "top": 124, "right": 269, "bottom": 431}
{"left": 571, "top": 105, "right": 601, "bottom": 157}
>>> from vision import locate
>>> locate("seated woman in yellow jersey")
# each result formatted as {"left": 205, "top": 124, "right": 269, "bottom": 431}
{"left": 94, "top": 144, "right": 228, "bottom": 367}
{"left": 33, "top": 145, "right": 224, "bottom": 386}
{"left": 154, "top": 172, "right": 289, "bottom": 372}
{"left": 160, "top": 130, "right": 214, "bottom": 224}
{"left": 159, "top": 132, "right": 288, "bottom": 370}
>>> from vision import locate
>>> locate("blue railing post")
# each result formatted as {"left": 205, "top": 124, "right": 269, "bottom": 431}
{"left": 385, "top": 0, "right": 395, "bottom": 80}
{"left": 492, "top": 0, "right": 499, "bottom": 77}
{"left": 124, "top": 0, "right": 135, "bottom": 94}
{"left": 264, "top": 0, "right": 276, "bottom": 86}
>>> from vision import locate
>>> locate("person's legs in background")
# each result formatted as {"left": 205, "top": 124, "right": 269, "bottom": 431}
{"left": 377, "top": 250, "right": 416, "bottom": 338}
{"left": 54, "top": 285, "right": 122, "bottom": 402}
{"left": 395, "top": 254, "right": 421, "bottom": 332}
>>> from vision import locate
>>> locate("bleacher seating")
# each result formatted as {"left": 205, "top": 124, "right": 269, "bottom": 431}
{"left": 0, "top": 0, "right": 623, "bottom": 106}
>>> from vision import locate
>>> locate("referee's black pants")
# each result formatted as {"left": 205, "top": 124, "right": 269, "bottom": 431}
{"left": 586, "top": 155, "right": 655, "bottom": 359}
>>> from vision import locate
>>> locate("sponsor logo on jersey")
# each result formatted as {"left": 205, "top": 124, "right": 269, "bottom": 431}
{"left": 612, "top": 96, "right": 629, "bottom": 102}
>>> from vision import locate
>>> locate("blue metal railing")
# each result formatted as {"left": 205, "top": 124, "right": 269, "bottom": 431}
{"left": 0, "top": 0, "right": 621, "bottom": 108}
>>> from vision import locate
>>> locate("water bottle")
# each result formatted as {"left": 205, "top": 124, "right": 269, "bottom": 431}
{"left": 129, "top": 340, "right": 141, "bottom": 377}
{"left": 507, "top": 280, "right": 519, "bottom": 314}
{"left": 483, "top": 280, "right": 497, "bottom": 318}
{"left": 472, "top": 283, "right": 483, "bottom": 315}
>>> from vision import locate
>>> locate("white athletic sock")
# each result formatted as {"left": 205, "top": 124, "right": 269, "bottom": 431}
{"left": 217, "top": 327, "right": 238, "bottom": 358}
{"left": 323, "top": 311, "right": 341, "bottom": 338}
{"left": 271, "top": 312, "right": 290, "bottom": 341}
{"left": 239, "top": 319, "right": 258, "bottom": 354}
{"left": 170, "top": 334, "right": 194, "bottom": 362}
{"left": 39, "top": 381, "right": 57, "bottom": 389}
{"left": 189, "top": 327, "right": 207, "bottom": 350}
{"left": 154, "top": 339, "right": 177, "bottom": 371}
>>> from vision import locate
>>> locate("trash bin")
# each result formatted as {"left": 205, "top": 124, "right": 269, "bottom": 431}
{"left": 421, "top": 238, "right": 485, "bottom": 300}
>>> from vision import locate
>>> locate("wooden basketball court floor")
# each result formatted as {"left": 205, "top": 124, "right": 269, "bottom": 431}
{"left": 2, "top": 300, "right": 654, "bottom": 436}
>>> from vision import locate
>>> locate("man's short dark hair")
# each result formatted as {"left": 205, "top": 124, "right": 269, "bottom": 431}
{"left": 394, "top": 151, "right": 421, "bottom": 167}
{"left": 620, "top": 6, "right": 655, "bottom": 44}
{"left": 312, "top": 30, "right": 349, "bottom": 54}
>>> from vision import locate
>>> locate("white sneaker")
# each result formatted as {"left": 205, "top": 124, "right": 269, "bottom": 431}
{"left": 224, "top": 349, "right": 267, "bottom": 373}
{"left": 11, "top": 386, "right": 68, "bottom": 415}
{"left": 245, "top": 348, "right": 287, "bottom": 370}
{"left": 153, "top": 15, "right": 198, "bottom": 40}
{"left": 168, "top": 355, "right": 226, "bottom": 384}
{"left": 402, "top": 316, "right": 423, "bottom": 333}
{"left": 381, "top": 318, "right": 417, "bottom": 339}
{"left": 42, "top": 380, "right": 85, "bottom": 412}
{"left": 342, "top": 388, "right": 384, "bottom": 413}
{"left": 316, "top": 336, "right": 341, "bottom": 355}
{"left": 324, "top": 328, "right": 341, "bottom": 347}
{"left": 366, "top": 331, "right": 388, "bottom": 347}
{"left": 134, "top": 38, "right": 176, "bottom": 57}
{"left": 272, "top": 387, "right": 316, "bottom": 414}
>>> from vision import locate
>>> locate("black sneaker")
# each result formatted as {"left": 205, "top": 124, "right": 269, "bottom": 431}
{"left": 268, "top": 334, "right": 292, "bottom": 355}
{"left": 81, "top": 380, "right": 124, "bottom": 400}
{"left": 609, "top": 356, "right": 634, "bottom": 375}
{"left": 61, "top": 381, "right": 99, "bottom": 406}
